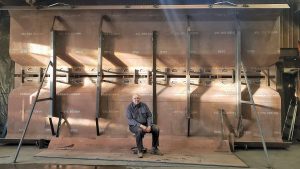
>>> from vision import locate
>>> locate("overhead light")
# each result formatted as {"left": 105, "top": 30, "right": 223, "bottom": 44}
{"left": 25, "top": 0, "right": 36, "bottom": 6}
{"left": 213, "top": 1, "right": 237, "bottom": 6}
{"left": 48, "top": 2, "right": 71, "bottom": 8}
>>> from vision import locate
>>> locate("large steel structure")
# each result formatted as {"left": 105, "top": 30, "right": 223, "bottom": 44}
{"left": 1, "top": 2, "right": 292, "bottom": 166}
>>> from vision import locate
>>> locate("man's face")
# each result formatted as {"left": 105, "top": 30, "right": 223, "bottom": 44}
{"left": 132, "top": 95, "right": 141, "bottom": 105}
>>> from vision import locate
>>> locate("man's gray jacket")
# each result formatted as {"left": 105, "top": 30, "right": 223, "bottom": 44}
{"left": 126, "top": 102, "right": 153, "bottom": 127}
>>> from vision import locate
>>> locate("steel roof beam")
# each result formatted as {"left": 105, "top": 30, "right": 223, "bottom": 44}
{"left": 0, "top": 4, "right": 290, "bottom": 10}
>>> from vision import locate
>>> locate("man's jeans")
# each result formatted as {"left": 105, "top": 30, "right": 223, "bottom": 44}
{"left": 129, "top": 124, "right": 160, "bottom": 152}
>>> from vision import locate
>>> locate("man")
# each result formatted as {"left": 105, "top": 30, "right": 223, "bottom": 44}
{"left": 126, "top": 94, "right": 162, "bottom": 158}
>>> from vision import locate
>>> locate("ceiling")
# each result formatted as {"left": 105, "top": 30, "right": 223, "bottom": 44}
{"left": 0, "top": 0, "right": 289, "bottom": 6}
{"left": 0, "top": 0, "right": 290, "bottom": 11}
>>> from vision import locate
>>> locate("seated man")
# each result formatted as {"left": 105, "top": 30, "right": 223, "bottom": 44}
{"left": 125, "top": 94, "right": 162, "bottom": 158}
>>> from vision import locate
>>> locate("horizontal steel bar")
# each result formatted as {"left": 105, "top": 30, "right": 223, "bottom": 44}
{"left": 36, "top": 98, "right": 52, "bottom": 102}
{"left": 56, "top": 69, "right": 69, "bottom": 73}
{"left": 56, "top": 80, "right": 69, "bottom": 84}
{"left": 241, "top": 100, "right": 254, "bottom": 105}
{"left": 17, "top": 74, "right": 274, "bottom": 80}
{"left": 0, "top": 4, "right": 289, "bottom": 10}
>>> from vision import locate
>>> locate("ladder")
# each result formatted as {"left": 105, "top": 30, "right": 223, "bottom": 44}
{"left": 238, "top": 62, "right": 271, "bottom": 167}
{"left": 13, "top": 60, "right": 53, "bottom": 163}
{"left": 13, "top": 19, "right": 62, "bottom": 162}
{"left": 282, "top": 70, "right": 299, "bottom": 141}
{"left": 282, "top": 98, "right": 298, "bottom": 141}
{"left": 13, "top": 51, "right": 67, "bottom": 162}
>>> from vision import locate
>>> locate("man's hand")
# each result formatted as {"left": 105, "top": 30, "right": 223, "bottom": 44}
{"left": 140, "top": 124, "right": 147, "bottom": 131}
{"left": 145, "top": 126, "right": 151, "bottom": 133}
{"left": 140, "top": 125, "right": 151, "bottom": 133}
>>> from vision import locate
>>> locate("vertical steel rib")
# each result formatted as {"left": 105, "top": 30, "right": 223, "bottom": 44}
{"left": 186, "top": 15, "right": 191, "bottom": 137}
{"left": 152, "top": 31, "right": 158, "bottom": 124}
{"left": 50, "top": 30, "right": 57, "bottom": 117}
{"left": 96, "top": 31, "right": 103, "bottom": 135}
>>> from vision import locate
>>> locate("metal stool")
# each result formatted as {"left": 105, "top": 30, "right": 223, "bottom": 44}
{"left": 130, "top": 133, "right": 147, "bottom": 154}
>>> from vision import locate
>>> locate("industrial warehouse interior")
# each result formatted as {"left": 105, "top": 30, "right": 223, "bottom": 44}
{"left": 0, "top": 0, "right": 300, "bottom": 169}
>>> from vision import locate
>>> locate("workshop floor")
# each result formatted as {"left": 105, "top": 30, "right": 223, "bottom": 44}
{"left": 0, "top": 143, "right": 299, "bottom": 169}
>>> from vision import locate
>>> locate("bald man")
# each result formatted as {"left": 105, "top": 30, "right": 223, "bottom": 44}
{"left": 125, "top": 94, "right": 162, "bottom": 158}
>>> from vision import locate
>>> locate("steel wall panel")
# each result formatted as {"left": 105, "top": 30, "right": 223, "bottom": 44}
{"left": 7, "top": 10, "right": 282, "bottom": 147}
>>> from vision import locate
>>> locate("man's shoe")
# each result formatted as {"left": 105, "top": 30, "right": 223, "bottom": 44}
{"left": 151, "top": 148, "right": 163, "bottom": 155}
{"left": 131, "top": 147, "right": 147, "bottom": 154}
{"left": 137, "top": 151, "right": 143, "bottom": 158}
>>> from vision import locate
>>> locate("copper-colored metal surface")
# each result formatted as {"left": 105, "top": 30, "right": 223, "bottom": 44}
{"left": 9, "top": 10, "right": 280, "bottom": 68}
{"left": 7, "top": 9, "right": 283, "bottom": 161}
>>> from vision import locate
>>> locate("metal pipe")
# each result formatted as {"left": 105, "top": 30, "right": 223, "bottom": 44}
{"left": 95, "top": 31, "right": 103, "bottom": 119}
{"left": 56, "top": 112, "right": 62, "bottom": 137}
{"left": 48, "top": 117, "right": 55, "bottom": 136}
{"left": 186, "top": 15, "right": 191, "bottom": 137}
{"left": 152, "top": 31, "right": 158, "bottom": 124}
{"left": 95, "top": 15, "right": 110, "bottom": 135}
{"left": 287, "top": 9, "right": 290, "bottom": 48}
{"left": 96, "top": 31, "right": 103, "bottom": 136}
{"left": 50, "top": 30, "right": 56, "bottom": 117}
{"left": 298, "top": 14, "right": 300, "bottom": 43}
{"left": 280, "top": 10, "right": 283, "bottom": 48}
{"left": 0, "top": 4, "right": 290, "bottom": 10}
{"left": 219, "top": 109, "right": 225, "bottom": 140}
{"left": 13, "top": 61, "right": 51, "bottom": 163}
{"left": 297, "top": 70, "right": 299, "bottom": 97}
{"left": 95, "top": 117, "right": 100, "bottom": 135}
{"left": 235, "top": 15, "right": 242, "bottom": 136}
{"left": 242, "top": 63, "right": 271, "bottom": 167}
{"left": 292, "top": 3, "right": 294, "bottom": 47}
{"left": 267, "top": 68, "right": 270, "bottom": 86}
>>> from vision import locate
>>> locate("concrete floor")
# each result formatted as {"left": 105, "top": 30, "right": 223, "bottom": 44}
{"left": 0, "top": 144, "right": 299, "bottom": 169}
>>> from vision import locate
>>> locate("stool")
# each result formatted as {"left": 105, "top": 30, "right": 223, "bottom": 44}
{"left": 130, "top": 133, "right": 147, "bottom": 154}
